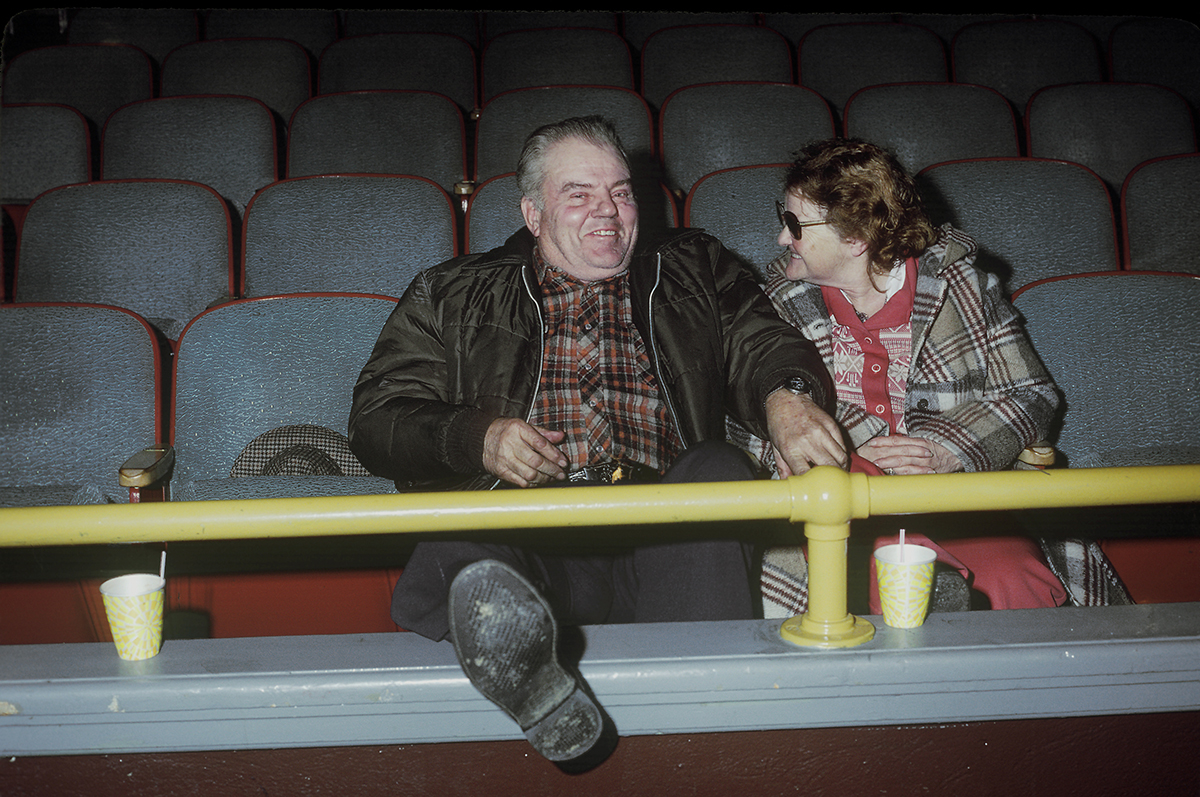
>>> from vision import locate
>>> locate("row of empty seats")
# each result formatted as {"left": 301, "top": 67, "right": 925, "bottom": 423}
{"left": 5, "top": 16, "right": 1197, "bottom": 197}
{"left": 5, "top": 149, "right": 1199, "bottom": 341}
{"left": 10, "top": 13, "right": 1198, "bottom": 114}
{"left": 46, "top": 9, "right": 1174, "bottom": 54}
{"left": 7, "top": 78, "right": 1195, "bottom": 205}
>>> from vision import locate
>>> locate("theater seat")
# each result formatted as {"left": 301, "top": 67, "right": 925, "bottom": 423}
{"left": 1014, "top": 271, "right": 1200, "bottom": 603}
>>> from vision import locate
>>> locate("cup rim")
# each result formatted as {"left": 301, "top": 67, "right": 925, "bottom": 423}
{"left": 99, "top": 573, "right": 165, "bottom": 598}
{"left": 874, "top": 543, "right": 937, "bottom": 566}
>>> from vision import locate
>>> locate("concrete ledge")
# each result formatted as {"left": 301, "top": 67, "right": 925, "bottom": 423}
{"left": 2, "top": 602, "right": 1199, "bottom": 756}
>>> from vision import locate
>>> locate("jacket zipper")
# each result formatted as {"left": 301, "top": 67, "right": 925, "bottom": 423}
{"left": 645, "top": 251, "right": 689, "bottom": 450}
{"left": 484, "top": 265, "right": 547, "bottom": 491}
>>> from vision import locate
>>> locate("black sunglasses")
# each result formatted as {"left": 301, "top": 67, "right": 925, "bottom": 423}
{"left": 776, "top": 200, "right": 829, "bottom": 240}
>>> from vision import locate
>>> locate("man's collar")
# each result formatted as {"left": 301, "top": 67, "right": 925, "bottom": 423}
{"left": 533, "top": 242, "right": 630, "bottom": 288}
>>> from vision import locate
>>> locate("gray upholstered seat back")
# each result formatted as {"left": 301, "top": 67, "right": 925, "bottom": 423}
{"left": 659, "top": 82, "right": 833, "bottom": 196}
{"left": 684, "top": 164, "right": 789, "bottom": 280}
{"left": 0, "top": 104, "right": 92, "bottom": 205}
{"left": 473, "top": 85, "right": 653, "bottom": 187}
{"left": 480, "top": 27, "right": 634, "bottom": 104}
{"left": 203, "top": 9, "right": 338, "bottom": 59}
{"left": 160, "top": 38, "right": 312, "bottom": 127}
{"left": 170, "top": 294, "right": 397, "bottom": 489}
{"left": 465, "top": 174, "right": 524, "bottom": 256}
{"left": 67, "top": 8, "right": 199, "bottom": 65}
{"left": 15, "top": 179, "right": 234, "bottom": 340}
{"left": 1026, "top": 82, "right": 1197, "bottom": 194}
{"left": 101, "top": 95, "right": 278, "bottom": 220}
{"left": 240, "top": 175, "right": 456, "bottom": 298}
{"left": 1109, "top": 17, "right": 1200, "bottom": 115}
{"left": 951, "top": 19, "right": 1103, "bottom": 112}
{"left": 287, "top": 91, "right": 467, "bottom": 192}
{"left": 318, "top": 33, "right": 478, "bottom": 114}
{"left": 640, "top": 24, "right": 793, "bottom": 110}
{"left": 1014, "top": 272, "right": 1200, "bottom": 468}
{"left": 0, "top": 304, "right": 161, "bottom": 506}
{"left": 1121, "top": 153, "right": 1200, "bottom": 275}
{"left": 798, "top": 22, "right": 947, "bottom": 116}
{"left": 844, "top": 83, "right": 1019, "bottom": 175}
{"left": 1, "top": 44, "right": 154, "bottom": 133}
{"left": 918, "top": 158, "right": 1119, "bottom": 294}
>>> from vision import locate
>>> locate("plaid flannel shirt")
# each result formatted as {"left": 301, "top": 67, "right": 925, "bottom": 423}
{"left": 531, "top": 257, "right": 681, "bottom": 473}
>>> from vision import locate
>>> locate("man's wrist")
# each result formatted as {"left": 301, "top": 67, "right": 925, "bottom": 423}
{"left": 765, "top": 375, "right": 816, "bottom": 410}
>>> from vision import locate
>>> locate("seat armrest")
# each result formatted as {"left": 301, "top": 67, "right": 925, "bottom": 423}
{"left": 119, "top": 446, "right": 176, "bottom": 487}
{"left": 1016, "top": 443, "right": 1056, "bottom": 469}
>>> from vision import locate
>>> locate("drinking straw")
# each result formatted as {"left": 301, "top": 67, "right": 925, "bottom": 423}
{"left": 899, "top": 528, "right": 906, "bottom": 562}
{"left": 159, "top": 549, "right": 167, "bottom": 581}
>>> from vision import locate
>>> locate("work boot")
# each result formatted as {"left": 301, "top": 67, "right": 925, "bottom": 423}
{"left": 448, "top": 559, "right": 606, "bottom": 764}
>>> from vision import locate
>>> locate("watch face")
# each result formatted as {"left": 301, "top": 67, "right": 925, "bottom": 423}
{"left": 786, "top": 377, "right": 810, "bottom": 394}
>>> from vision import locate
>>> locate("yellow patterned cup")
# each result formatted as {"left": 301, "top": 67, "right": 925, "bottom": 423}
{"left": 875, "top": 544, "right": 937, "bottom": 629}
{"left": 100, "top": 574, "right": 165, "bottom": 660}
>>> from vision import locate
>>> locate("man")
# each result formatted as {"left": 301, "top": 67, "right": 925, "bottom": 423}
{"left": 349, "top": 116, "right": 845, "bottom": 766}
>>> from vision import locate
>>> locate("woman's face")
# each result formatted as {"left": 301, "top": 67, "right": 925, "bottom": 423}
{"left": 776, "top": 193, "right": 868, "bottom": 290}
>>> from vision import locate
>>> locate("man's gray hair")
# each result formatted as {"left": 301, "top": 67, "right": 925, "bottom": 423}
{"left": 516, "top": 116, "right": 630, "bottom": 210}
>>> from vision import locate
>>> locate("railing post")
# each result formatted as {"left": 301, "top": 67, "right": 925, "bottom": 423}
{"left": 779, "top": 467, "right": 876, "bottom": 649}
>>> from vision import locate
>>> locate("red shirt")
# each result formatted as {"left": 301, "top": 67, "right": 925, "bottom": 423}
{"left": 821, "top": 258, "right": 918, "bottom": 435}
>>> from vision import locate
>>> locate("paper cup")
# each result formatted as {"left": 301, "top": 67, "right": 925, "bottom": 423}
{"left": 100, "top": 573, "right": 165, "bottom": 660}
{"left": 874, "top": 543, "right": 937, "bottom": 629}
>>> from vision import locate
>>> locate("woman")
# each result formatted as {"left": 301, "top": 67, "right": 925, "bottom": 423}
{"left": 746, "top": 138, "right": 1066, "bottom": 612}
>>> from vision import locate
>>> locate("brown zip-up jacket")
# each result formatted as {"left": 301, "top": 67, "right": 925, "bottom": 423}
{"left": 349, "top": 226, "right": 832, "bottom": 491}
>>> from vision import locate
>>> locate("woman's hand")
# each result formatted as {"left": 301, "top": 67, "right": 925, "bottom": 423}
{"left": 858, "top": 435, "right": 963, "bottom": 475}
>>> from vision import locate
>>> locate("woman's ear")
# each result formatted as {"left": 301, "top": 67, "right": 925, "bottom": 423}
{"left": 846, "top": 237, "right": 870, "bottom": 259}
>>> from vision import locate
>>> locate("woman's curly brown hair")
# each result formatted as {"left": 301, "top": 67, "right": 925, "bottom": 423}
{"left": 784, "top": 138, "right": 936, "bottom": 274}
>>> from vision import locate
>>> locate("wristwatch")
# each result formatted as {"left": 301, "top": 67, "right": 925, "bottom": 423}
{"left": 766, "top": 375, "right": 815, "bottom": 409}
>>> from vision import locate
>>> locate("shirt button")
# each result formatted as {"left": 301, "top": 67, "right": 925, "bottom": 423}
{"left": 875, "top": 404, "right": 886, "bottom": 414}
{"left": 864, "top": 336, "right": 873, "bottom": 344}
{"left": 871, "top": 363, "right": 882, "bottom": 373}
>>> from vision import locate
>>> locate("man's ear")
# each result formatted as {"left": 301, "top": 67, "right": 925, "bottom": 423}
{"left": 520, "top": 196, "right": 541, "bottom": 238}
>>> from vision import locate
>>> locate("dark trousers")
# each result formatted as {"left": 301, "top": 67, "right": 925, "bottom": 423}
{"left": 391, "top": 441, "right": 760, "bottom": 641}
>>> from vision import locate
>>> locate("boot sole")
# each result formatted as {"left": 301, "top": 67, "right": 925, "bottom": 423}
{"left": 448, "top": 560, "right": 603, "bottom": 762}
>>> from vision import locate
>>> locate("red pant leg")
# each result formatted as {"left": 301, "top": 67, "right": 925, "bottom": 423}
{"left": 868, "top": 533, "right": 1067, "bottom": 614}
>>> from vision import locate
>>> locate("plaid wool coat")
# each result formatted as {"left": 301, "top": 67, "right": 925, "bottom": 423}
{"left": 735, "top": 225, "right": 1060, "bottom": 473}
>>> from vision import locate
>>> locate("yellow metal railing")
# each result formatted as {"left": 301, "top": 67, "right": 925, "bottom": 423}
{"left": 3, "top": 464, "right": 1198, "bottom": 648}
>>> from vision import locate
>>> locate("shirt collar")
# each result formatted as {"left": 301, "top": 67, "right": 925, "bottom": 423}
{"left": 826, "top": 258, "right": 918, "bottom": 330}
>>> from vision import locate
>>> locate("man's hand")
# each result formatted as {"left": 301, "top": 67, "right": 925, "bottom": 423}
{"left": 857, "top": 435, "right": 964, "bottom": 475}
{"left": 765, "top": 389, "right": 849, "bottom": 476}
{"left": 483, "top": 418, "right": 569, "bottom": 487}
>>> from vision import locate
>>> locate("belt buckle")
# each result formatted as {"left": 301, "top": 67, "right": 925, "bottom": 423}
{"left": 566, "top": 462, "right": 622, "bottom": 484}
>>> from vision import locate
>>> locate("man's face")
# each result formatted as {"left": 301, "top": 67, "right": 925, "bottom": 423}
{"left": 521, "top": 137, "right": 639, "bottom": 282}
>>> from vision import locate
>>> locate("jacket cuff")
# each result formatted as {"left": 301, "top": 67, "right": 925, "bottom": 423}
{"left": 443, "top": 407, "right": 501, "bottom": 474}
